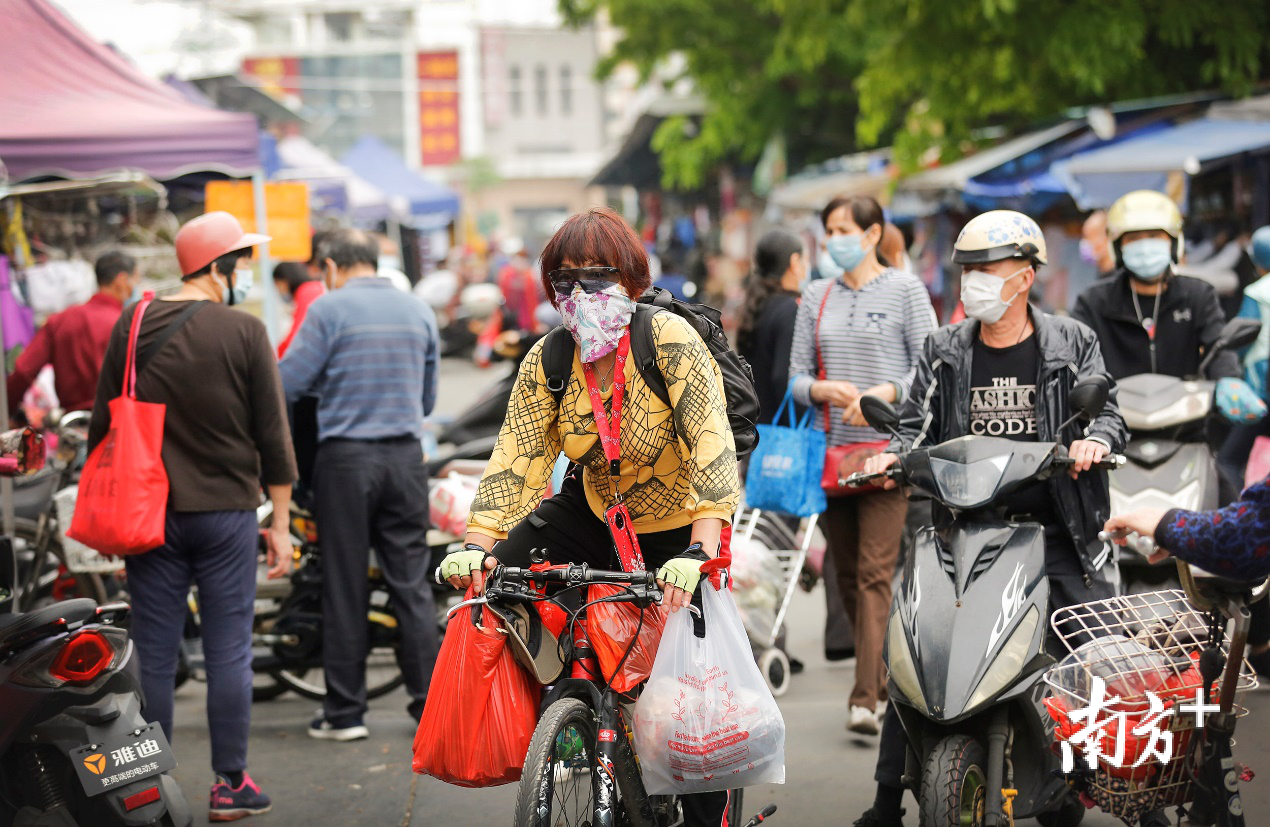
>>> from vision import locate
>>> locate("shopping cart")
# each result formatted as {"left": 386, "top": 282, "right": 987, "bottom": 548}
{"left": 1043, "top": 587, "right": 1259, "bottom": 825}
{"left": 730, "top": 507, "right": 819, "bottom": 697}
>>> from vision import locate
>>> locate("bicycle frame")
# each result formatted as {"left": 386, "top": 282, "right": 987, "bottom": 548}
{"left": 471, "top": 562, "right": 675, "bottom": 827}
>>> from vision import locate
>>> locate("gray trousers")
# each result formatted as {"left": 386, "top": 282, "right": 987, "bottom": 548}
{"left": 314, "top": 437, "right": 439, "bottom": 725}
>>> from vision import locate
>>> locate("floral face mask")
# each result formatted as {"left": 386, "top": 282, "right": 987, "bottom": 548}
{"left": 555, "top": 282, "right": 637, "bottom": 362}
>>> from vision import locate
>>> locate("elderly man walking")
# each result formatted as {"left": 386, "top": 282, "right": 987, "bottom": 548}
{"left": 279, "top": 228, "right": 442, "bottom": 740}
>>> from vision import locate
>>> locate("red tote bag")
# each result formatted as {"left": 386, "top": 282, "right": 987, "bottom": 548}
{"left": 412, "top": 587, "right": 539, "bottom": 787}
{"left": 67, "top": 297, "right": 169, "bottom": 556}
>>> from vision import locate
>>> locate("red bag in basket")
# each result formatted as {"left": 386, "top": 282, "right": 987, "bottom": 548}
{"left": 68, "top": 297, "right": 168, "bottom": 556}
{"left": 412, "top": 587, "right": 539, "bottom": 787}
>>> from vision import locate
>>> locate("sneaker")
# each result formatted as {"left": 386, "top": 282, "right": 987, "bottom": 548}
{"left": 308, "top": 716, "right": 369, "bottom": 742}
{"left": 847, "top": 705, "right": 880, "bottom": 735}
{"left": 209, "top": 772, "right": 272, "bottom": 822}
{"left": 851, "top": 806, "right": 905, "bottom": 827}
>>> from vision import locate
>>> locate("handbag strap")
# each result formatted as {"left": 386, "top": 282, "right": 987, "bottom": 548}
{"left": 813, "top": 284, "right": 835, "bottom": 433}
{"left": 135, "top": 300, "right": 208, "bottom": 375}
{"left": 772, "top": 389, "right": 796, "bottom": 427}
{"left": 122, "top": 295, "right": 153, "bottom": 400}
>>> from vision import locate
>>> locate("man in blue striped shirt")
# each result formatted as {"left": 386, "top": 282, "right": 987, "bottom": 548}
{"left": 280, "top": 228, "right": 441, "bottom": 741}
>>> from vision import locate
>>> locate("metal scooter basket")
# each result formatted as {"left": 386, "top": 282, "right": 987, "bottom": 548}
{"left": 52, "top": 485, "right": 125, "bottom": 574}
{"left": 1043, "top": 589, "right": 1257, "bottom": 823}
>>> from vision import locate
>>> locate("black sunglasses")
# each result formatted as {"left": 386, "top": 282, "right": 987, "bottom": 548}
{"left": 548, "top": 266, "right": 621, "bottom": 296}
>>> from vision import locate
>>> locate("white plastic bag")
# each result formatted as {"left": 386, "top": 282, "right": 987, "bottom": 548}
{"left": 632, "top": 582, "right": 786, "bottom": 795}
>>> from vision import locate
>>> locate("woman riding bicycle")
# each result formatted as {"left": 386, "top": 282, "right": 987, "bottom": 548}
{"left": 440, "top": 207, "right": 740, "bottom": 825}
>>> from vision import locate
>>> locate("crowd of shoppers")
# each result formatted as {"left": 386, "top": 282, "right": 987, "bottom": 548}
{"left": 9, "top": 189, "right": 1270, "bottom": 826}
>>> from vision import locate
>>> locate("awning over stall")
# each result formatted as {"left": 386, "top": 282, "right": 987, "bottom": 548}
{"left": 1057, "top": 117, "right": 1270, "bottom": 209}
{"left": 0, "top": 0, "right": 259, "bottom": 181}
{"left": 340, "top": 136, "right": 459, "bottom": 229}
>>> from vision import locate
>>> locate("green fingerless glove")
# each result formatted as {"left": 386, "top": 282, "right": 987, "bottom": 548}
{"left": 656, "top": 545, "right": 712, "bottom": 594}
{"left": 441, "top": 546, "right": 488, "bottom": 580}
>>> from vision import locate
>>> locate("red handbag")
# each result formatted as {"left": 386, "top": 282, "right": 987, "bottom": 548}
{"left": 68, "top": 297, "right": 169, "bottom": 555}
{"left": 412, "top": 587, "right": 540, "bottom": 787}
{"left": 813, "top": 286, "right": 888, "bottom": 497}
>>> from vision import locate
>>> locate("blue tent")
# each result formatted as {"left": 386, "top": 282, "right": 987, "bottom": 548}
{"left": 1056, "top": 118, "right": 1270, "bottom": 210}
{"left": 340, "top": 136, "right": 460, "bottom": 229}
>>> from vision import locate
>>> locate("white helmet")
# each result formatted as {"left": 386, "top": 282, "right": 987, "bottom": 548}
{"left": 1106, "top": 190, "right": 1185, "bottom": 265}
{"left": 458, "top": 283, "right": 504, "bottom": 319}
{"left": 952, "top": 210, "right": 1048, "bottom": 266}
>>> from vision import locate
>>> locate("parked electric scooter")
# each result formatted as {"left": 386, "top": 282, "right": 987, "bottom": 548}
{"left": 0, "top": 443, "right": 192, "bottom": 827}
{"left": 846, "top": 379, "right": 1123, "bottom": 827}
{"left": 1109, "top": 317, "right": 1261, "bottom": 593}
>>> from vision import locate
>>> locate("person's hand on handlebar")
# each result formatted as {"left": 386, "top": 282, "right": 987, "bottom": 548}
{"left": 442, "top": 541, "right": 499, "bottom": 593}
{"left": 656, "top": 545, "right": 711, "bottom": 612}
{"left": 1104, "top": 508, "right": 1170, "bottom": 565}
{"left": 1067, "top": 439, "right": 1108, "bottom": 479}
{"left": 862, "top": 452, "right": 900, "bottom": 490}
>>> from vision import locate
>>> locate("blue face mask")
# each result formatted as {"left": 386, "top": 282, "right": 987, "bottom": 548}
{"left": 817, "top": 249, "right": 843, "bottom": 281}
{"left": 126, "top": 279, "right": 146, "bottom": 308}
{"left": 826, "top": 233, "right": 873, "bottom": 273}
{"left": 1121, "top": 238, "right": 1173, "bottom": 282}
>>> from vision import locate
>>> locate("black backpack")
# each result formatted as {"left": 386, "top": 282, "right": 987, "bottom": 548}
{"left": 541, "top": 287, "right": 760, "bottom": 457}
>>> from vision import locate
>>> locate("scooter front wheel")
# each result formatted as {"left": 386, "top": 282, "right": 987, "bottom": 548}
{"left": 920, "top": 734, "right": 988, "bottom": 827}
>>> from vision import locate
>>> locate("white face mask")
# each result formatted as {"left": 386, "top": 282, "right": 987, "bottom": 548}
{"left": 961, "top": 265, "right": 1030, "bottom": 325}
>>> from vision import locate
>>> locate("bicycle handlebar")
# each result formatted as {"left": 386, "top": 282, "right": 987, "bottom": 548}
{"left": 434, "top": 561, "right": 659, "bottom": 589}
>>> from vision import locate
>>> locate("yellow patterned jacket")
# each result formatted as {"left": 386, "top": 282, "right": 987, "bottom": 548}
{"left": 467, "top": 312, "right": 740, "bottom": 539}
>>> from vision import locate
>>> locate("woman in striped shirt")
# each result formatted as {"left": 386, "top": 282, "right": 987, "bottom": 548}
{"left": 789, "top": 194, "right": 937, "bottom": 735}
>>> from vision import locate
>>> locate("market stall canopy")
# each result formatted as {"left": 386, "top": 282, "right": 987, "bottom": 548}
{"left": 1056, "top": 116, "right": 1270, "bottom": 210}
{"left": 340, "top": 136, "right": 460, "bottom": 230}
{"left": 275, "top": 135, "right": 393, "bottom": 224}
{"left": 0, "top": 0, "right": 259, "bottom": 182}
{"left": 768, "top": 150, "right": 892, "bottom": 211}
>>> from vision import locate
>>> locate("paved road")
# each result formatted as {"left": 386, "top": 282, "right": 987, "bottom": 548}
{"left": 163, "top": 359, "right": 1270, "bottom": 825}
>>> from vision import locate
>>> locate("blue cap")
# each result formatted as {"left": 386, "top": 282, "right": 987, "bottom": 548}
{"left": 1253, "top": 226, "right": 1270, "bottom": 271}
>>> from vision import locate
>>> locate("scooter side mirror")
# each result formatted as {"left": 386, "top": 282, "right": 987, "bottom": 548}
{"left": 860, "top": 395, "right": 902, "bottom": 438}
{"left": 1216, "top": 317, "right": 1261, "bottom": 352}
{"left": 1067, "top": 376, "right": 1110, "bottom": 423}
{"left": 0, "top": 536, "right": 15, "bottom": 615}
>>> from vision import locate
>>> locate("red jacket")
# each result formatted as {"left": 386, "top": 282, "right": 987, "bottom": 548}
{"left": 6, "top": 292, "right": 122, "bottom": 413}
{"left": 277, "top": 280, "right": 327, "bottom": 359}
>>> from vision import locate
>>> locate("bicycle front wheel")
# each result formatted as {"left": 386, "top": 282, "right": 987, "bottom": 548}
{"left": 515, "top": 698, "right": 601, "bottom": 827}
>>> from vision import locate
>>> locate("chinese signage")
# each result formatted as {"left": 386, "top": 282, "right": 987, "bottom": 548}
{"left": 418, "top": 51, "right": 461, "bottom": 166}
{"left": 242, "top": 57, "right": 300, "bottom": 100}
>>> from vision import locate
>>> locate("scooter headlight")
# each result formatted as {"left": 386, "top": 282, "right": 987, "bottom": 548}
{"left": 929, "top": 454, "right": 1011, "bottom": 509}
{"left": 966, "top": 606, "right": 1039, "bottom": 712}
{"left": 886, "top": 612, "right": 927, "bottom": 714}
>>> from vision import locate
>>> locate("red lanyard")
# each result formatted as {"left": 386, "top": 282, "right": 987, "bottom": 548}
{"left": 582, "top": 332, "right": 631, "bottom": 485}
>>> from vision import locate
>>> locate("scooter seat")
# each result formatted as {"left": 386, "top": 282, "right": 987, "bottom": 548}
{"left": 0, "top": 598, "right": 99, "bottom": 650}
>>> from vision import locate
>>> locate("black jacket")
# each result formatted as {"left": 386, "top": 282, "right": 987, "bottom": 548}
{"left": 740, "top": 291, "right": 800, "bottom": 425}
{"left": 1071, "top": 270, "right": 1238, "bottom": 380}
{"left": 889, "top": 307, "right": 1128, "bottom": 582}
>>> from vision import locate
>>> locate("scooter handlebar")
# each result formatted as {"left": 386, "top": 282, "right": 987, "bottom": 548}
{"left": 1056, "top": 453, "right": 1126, "bottom": 471}
{"left": 1098, "top": 528, "right": 1157, "bottom": 557}
{"left": 841, "top": 467, "right": 902, "bottom": 488}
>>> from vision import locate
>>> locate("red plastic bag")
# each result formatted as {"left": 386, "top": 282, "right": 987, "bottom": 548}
{"left": 590, "top": 584, "right": 669, "bottom": 694}
{"left": 68, "top": 298, "right": 167, "bottom": 556}
{"left": 412, "top": 588, "right": 539, "bottom": 787}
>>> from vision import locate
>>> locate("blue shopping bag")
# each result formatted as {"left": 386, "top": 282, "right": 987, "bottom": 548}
{"left": 744, "top": 391, "right": 826, "bottom": 517}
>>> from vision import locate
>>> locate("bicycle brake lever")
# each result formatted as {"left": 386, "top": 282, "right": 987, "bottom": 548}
{"left": 446, "top": 596, "right": 489, "bottom": 619}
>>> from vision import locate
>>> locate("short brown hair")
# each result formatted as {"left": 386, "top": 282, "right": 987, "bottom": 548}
{"left": 540, "top": 208, "right": 651, "bottom": 303}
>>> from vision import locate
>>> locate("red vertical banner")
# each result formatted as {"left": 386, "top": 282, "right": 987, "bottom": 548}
{"left": 418, "top": 51, "right": 460, "bottom": 166}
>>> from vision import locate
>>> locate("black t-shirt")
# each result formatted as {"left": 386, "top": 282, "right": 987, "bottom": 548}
{"left": 970, "top": 333, "right": 1052, "bottom": 519}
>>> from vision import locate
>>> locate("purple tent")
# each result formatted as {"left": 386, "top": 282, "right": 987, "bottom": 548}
{"left": 0, "top": 0, "right": 259, "bottom": 182}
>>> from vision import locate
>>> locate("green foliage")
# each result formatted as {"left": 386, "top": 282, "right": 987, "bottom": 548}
{"left": 564, "top": 0, "right": 1270, "bottom": 187}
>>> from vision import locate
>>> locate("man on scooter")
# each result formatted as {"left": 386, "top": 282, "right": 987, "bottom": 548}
{"left": 1072, "top": 190, "right": 1239, "bottom": 383}
{"left": 851, "top": 210, "right": 1131, "bottom": 827}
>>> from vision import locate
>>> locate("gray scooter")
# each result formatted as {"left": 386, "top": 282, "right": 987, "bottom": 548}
{"left": 1110, "top": 318, "right": 1260, "bottom": 593}
{"left": 846, "top": 379, "right": 1122, "bottom": 827}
